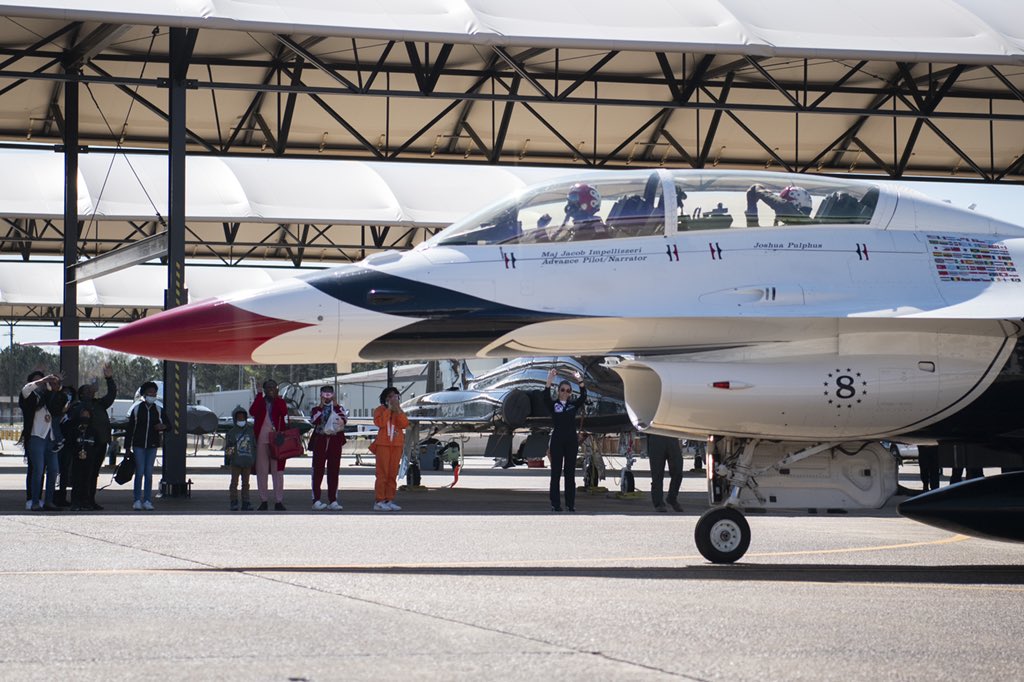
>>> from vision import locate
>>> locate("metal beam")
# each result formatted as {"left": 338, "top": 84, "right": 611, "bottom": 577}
{"left": 65, "top": 23, "right": 132, "bottom": 71}
{"left": 276, "top": 57, "right": 303, "bottom": 154}
{"left": 60, "top": 74, "right": 79, "bottom": 388}
{"left": 72, "top": 231, "right": 168, "bottom": 282}
{"left": 0, "top": 21, "right": 79, "bottom": 71}
{"left": 493, "top": 46, "right": 552, "bottom": 100}
{"left": 276, "top": 34, "right": 359, "bottom": 92}
{"left": 698, "top": 72, "right": 735, "bottom": 167}
{"left": 490, "top": 76, "right": 520, "bottom": 162}
{"left": 446, "top": 53, "right": 500, "bottom": 154}
{"left": 163, "top": 26, "right": 195, "bottom": 497}
{"left": 405, "top": 42, "right": 454, "bottom": 95}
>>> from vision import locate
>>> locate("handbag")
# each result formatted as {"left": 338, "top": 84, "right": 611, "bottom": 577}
{"left": 269, "top": 427, "right": 304, "bottom": 460}
{"left": 114, "top": 452, "right": 135, "bottom": 484}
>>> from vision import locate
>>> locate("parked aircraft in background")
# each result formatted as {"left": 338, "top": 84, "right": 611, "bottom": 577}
{"left": 73, "top": 168, "right": 1024, "bottom": 562}
{"left": 110, "top": 381, "right": 219, "bottom": 436}
{"left": 402, "top": 356, "right": 633, "bottom": 467}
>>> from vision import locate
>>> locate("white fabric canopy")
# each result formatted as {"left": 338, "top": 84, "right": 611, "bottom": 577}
{"left": 0, "top": 261, "right": 299, "bottom": 307}
{"left": 0, "top": 148, "right": 571, "bottom": 225}
{"left": 0, "top": 0, "right": 1020, "bottom": 64}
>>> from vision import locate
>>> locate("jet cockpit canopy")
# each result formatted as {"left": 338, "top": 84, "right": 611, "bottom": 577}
{"left": 421, "top": 170, "right": 886, "bottom": 248}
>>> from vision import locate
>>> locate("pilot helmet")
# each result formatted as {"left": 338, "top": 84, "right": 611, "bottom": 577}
{"left": 779, "top": 186, "right": 812, "bottom": 214}
{"left": 566, "top": 183, "right": 601, "bottom": 220}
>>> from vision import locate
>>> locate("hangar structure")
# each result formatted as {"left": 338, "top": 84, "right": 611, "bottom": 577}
{"left": 0, "top": 0, "right": 1022, "bottom": 492}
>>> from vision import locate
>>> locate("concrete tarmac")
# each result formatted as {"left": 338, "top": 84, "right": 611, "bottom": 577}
{"left": 0, "top": 451, "right": 1022, "bottom": 681}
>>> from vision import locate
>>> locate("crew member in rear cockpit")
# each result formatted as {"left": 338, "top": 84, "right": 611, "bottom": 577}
{"left": 745, "top": 184, "right": 812, "bottom": 227}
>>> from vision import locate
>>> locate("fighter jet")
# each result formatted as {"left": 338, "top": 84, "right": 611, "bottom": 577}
{"left": 73, "top": 168, "right": 1024, "bottom": 562}
{"left": 401, "top": 356, "right": 632, "bottom": 467}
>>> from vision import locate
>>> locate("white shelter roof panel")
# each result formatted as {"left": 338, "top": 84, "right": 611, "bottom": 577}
{"left": 0, "top": 0, "right": 1021, "bottom": 63}
{"left": 0, "top": 149, "right": 575, "bottom": 224}
{"left": 0, "top": 260, "right": 304, "bottom": 309}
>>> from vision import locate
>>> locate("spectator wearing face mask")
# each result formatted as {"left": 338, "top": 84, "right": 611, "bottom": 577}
{"left": 223, "top": 407, "right": 255, "bottom": 511}
{"left": 371, "top": 386, "right": 408, "bottom": 512}
{"left": 309, "top": 386, "right": 348, "bottom": 511}
{"left": 125, "top": 381, "right": 169, "bottom": 511}
{"left": 250, "top": 379, "right": 289, "bottom": 511}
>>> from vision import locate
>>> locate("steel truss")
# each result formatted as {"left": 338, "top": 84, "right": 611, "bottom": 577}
{"left": 0, "top": 26, "right": 1020, "bottom": 180}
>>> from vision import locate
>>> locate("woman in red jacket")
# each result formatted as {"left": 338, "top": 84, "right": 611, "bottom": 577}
{"left": 309, "top": 385, "right": 348, "bottom": 511}
{"left": 250, "top": 379, "right": 289, "bottom": 511}
{"left": 371, "top": 386, "right": 408, "bottom": 511}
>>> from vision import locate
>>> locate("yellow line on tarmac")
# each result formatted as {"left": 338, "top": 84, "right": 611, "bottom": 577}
{"left": 742, "top": 532, "right": 971, "bottom": 558}
{"left": 0, "top": 534, "right": 973, "bottom": 575}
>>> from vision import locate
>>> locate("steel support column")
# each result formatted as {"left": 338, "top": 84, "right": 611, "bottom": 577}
{"left": 161, "top": 27, "right": 195, "bottom": 497}
{"left": 59, "top": 70, "right": 79, "bottom": 388}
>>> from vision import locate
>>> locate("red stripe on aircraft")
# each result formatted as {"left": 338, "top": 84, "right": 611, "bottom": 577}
{"left": 86, "top": 299, "right": 312, "bottom": 363}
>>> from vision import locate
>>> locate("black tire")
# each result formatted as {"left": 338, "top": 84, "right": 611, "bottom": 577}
{"left": 501, "top": 389, "right": 532, "bottom": 428}
{"left": 694, "top": 507, "right": 751, "bottom": 564}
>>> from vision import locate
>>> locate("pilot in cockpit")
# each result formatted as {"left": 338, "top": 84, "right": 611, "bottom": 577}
{"left": 535, "top": 182, "right": 610, "bottom": 241}
{"left": 745, "top": 184, "right": 812, "bottom": 227}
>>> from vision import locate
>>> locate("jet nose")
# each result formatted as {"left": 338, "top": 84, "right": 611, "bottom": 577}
{"left": 89, "top": 298, "right": 313, "bottom": 363}
{"left": 897, "top": 471, "right": 1024, "bottom": 543}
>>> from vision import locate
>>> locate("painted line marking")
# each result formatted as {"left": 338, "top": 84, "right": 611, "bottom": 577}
{"left": 0, "top": 534, "right": 977, "bottom": 576}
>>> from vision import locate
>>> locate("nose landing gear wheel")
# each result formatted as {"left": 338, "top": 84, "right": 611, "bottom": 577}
{"left": 694, "top": 507, "right": 751, "bottom": 564}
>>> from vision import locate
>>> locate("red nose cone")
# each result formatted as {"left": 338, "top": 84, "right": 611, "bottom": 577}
{"left": 90, "top": 299, "right": 312, "bottom": 363}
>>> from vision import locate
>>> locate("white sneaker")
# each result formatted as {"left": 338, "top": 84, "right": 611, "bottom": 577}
{"left": 312, "top": 500, "right": 327, "bottom": 511}
{"left": 373, "top": 501, "right": 388, "bottom": 511}
{"left": 143, "top": 501, "right": 155, "bottom": 511}
{"left": 327, "top": 501, "right": 343, "bottom": 511}
{"left": 132, "top": 500, "right": 142, "bottom": 511}
{"left": 385, "top": 501, "right": 402, "bottom": 511}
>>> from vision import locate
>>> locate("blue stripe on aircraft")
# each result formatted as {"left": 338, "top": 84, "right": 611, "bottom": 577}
{"left": 305, "top": 267, "right": 573, "bottom": 359}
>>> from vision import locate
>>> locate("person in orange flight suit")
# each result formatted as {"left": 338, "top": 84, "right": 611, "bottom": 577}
{"left": 371, "top": 386, "right": 409, "bottom": 511}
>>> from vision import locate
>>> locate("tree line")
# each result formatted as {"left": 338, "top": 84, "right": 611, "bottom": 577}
{"left": 2, "top": 343, "right": 387, "bottom": 406}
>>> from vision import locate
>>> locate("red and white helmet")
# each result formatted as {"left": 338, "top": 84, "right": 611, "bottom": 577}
{"left": 779, "top": 186, "right": 812, "bottom": 213}
{"left": 566, "top": 182, "right": 602, "bottom": 219}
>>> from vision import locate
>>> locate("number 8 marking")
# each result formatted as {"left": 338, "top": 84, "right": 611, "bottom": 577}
{"left": 835, "top": 375, "right": 856, "bottom": 400}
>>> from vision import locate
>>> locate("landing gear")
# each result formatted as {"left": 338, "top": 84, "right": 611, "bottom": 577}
{"left": 697, "top": 435, "right": 871, "bottom": 563}
{"left": 694, "top": 507, "right": 750, "bottom": 564}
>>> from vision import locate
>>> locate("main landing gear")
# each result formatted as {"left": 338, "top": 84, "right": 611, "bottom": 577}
{"left": 695, "top": 437, "right": 840, "bottom": 563}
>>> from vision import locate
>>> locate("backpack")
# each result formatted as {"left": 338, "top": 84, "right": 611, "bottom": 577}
{"left": 114, "top": 451, "right": 135, "bottom": 485}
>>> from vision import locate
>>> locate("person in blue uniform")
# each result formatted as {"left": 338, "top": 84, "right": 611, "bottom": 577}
{"left": 542, "top": 368, "right": 587, "bottom": 512}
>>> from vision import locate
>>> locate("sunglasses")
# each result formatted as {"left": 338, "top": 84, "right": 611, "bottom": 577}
{"left": 558, "top": 387, "right": 571, "bottom": 393}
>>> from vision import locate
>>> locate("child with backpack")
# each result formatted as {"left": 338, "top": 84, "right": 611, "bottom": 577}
{"left": 223, "top": 407, "right": 256, "bottom": 511}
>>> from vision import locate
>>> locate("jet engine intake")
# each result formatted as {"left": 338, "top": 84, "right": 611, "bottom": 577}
{"left": 613, "top": 342, "right": 1010, "bottom": 441}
